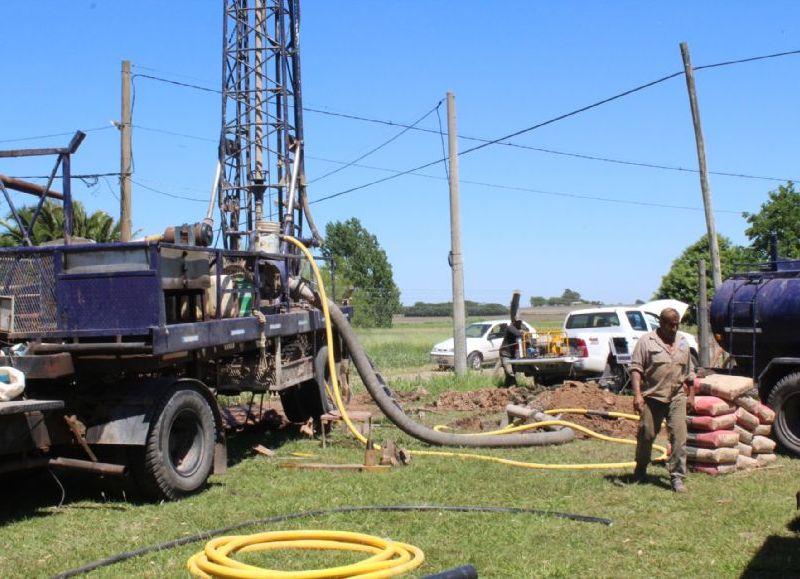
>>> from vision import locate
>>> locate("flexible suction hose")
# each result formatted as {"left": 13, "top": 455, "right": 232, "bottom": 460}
{"left": 287, "top": 274, "right": 574, "bottom": 448}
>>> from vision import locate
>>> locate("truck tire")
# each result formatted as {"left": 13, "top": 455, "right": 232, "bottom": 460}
{"left": 136, "top": 387, "right": 216, "bottom": 500}
{"left": 314, "top": 346, "right": 338, "bottom": 413}
{"left": 279, "top": 380, "right": 327, "bottom": 423}
{"left": 767, "top": 372, "right": 800, "bottom": 456}
{"left": 467, "top": 352, "right": 483, "bottom": 370}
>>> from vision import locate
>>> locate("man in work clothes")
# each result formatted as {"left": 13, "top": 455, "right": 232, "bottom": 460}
{"left": 630, "top": 308, "right": 695, "bottom": 493}
{"left": 500, "top": 320, "right": 524, "bottom": 387}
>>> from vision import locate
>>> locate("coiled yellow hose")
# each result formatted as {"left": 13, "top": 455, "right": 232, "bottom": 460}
{"left": 187, "top": 529, "right": 424, "bottom": 578}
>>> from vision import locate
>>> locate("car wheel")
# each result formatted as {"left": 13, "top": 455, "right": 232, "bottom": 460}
{"left": 467, "top": 352, "right": 483, "bottom": 370}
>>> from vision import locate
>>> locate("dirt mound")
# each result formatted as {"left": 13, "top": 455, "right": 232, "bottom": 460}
{"left": 433, "top": 387, "right": 532, "bottom": 412}
{"left": 529, "top": 380, "right": 638, "bottom": 438}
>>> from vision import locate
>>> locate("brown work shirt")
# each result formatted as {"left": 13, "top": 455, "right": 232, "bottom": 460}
{"left": 629, "top": 331, "right": 695, "bottom": 403}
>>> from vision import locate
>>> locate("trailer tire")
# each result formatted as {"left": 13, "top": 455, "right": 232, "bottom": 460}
{"left": 136, "top": 387, "right": 216, "bottom": 500}
{"left": 767, "top": 372, "right": 800, "bottom": 456}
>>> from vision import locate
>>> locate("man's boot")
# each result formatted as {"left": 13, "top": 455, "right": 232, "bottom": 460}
{"left": 633, "top": 465, "right": 647, "bottom": 484}
{"left": 671, "top": 477, "right": 688, "bottom": 493}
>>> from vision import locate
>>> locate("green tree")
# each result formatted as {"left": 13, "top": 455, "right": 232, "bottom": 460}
{"left": 323, "top": 218, "right": 401, "bottom": 328}
{"left": 529, "top": 296, "right": 547, "bottom": 307}
{"left": 561, "top": 288, "right": 581, "bottom": 302}
{"left": 0, "top": 201, "right": 121, "bottom": 246}
{"left": 654, "top": 234, "right": 751, "bottom": 323}
{"left": 743, "top": 182, "right": 800, "bottom": 260}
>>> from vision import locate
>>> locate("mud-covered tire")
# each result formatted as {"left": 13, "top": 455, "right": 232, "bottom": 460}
{"left": 767, "top": 372, "right": 800, "bottom": 457}
{"left": 467, "top": 352, "right": 483, "bottom": 370}
{"left": 135, "top": 388, "right": 216, "bottom": 501}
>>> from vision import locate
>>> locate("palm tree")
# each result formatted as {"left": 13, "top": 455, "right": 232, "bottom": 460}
{"left": 0, "top": 201, "right": 121, "bottom": 246}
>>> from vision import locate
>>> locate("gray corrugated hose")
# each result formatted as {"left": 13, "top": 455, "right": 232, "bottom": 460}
{"left": 289, "top": 277, "right": 574, "bottom": 447}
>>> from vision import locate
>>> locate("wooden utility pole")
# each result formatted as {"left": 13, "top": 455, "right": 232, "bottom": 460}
{"left": 120, "top": 60, "right": 133, "bottom": 242}
{"left": 447, "top": 92, "right": 467, "bottom": 375}
{"left": 697, "top": 259, "right": 711, "bottom": 367}
{"left": 680, "top": 42, "right": 721, "bottom": 289}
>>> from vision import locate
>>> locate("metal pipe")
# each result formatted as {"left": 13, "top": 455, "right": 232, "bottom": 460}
{"left": 48, "top": 457, "right": 127, "bottom": 477}
{"left": 30, "top": 342, "right": 150, "bottom": 354}
{"left": 0, "top": 456, "right": 126, "bottom": 477}
{"left": 0, "top": 174, "right": 64, "bottom": 200}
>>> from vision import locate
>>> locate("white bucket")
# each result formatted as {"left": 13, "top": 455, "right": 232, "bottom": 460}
{"left": 0, "top": 366, "right": 25, "bottom": 401}
{"left": 255, "top": 221, "right": 281, "bottom": 254}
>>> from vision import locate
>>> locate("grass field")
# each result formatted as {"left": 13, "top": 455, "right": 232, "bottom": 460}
{"left": 0, "top": 319, "right": 798, "bottom": 578}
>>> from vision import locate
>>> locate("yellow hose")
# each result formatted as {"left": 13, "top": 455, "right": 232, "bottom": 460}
{"left": 282, "top": 235, "right": 667, "bottom": 470}
{"left": 187, "top": 530, "right": 424, "bottom": 578}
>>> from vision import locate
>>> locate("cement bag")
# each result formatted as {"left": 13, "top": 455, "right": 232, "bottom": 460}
{"left": 690, "top": 463, "right": 737, "bottom": 476}
{"left": 687, "top": 430, "right": 739, "bottom": 448}
{"left": 686, "top": 446, "right": 739, "bottom": 465}
{"left": 755, "top": 453, "right": 777, "bottom": 467}
{"left": 737, "top": 442, "right": 753, "bottom": 457}
{"left": 754, "top": 424, "right": 772, "bottom": 437}
{"left": 691, "top": 396, "right": 735, "bottom": 417}
{"left": 687, "top": 413, "right": 736, "bottom": 432}
{"left": 751, "top": 435, "right": 777, "bottom": 454}
{"left": 0, "top": 366, "right": 25, "bottom": 402}
{"left": 734, "top": 395, "right": 759, "bottom": 413}
{"left": 736, "top": 454, "right": 759, "bottom": 471}
{"left": 754, "top": 403, "right": 775, "bottom": 425}
{"left": 695, "top": 374, "right": 754, "bottom": 401}
{"left": 735, "top": 407, "right": 759, "bottom": 431}
{"left": 734, "top": 425, "right": 754, "bottom": 445}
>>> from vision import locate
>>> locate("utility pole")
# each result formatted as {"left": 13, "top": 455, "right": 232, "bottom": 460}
{"left": 680, "top": 42, "right": 721, "bottom": 289}
{"left": 447, "top": 92, "right": 466, "bottom": 375}
{"left": 120, "top": 60, "right": 133, "bottom": 242}
{"left": 698, "top": 259, "right": 711, "bottom": 367}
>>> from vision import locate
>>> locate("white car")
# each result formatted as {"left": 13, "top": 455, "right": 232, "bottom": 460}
{"left": 431, "top": 319, "right": 536, "bottom": 370}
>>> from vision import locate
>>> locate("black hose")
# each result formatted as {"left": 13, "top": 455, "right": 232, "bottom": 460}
{"left": 423, "top": 564, "right": 479, "bottom": 579}
{"left": 324, "top": 297, "right": 575, "bottom": 447}
{"left": 52, "top": 504, "right": 612, "bottom": 578}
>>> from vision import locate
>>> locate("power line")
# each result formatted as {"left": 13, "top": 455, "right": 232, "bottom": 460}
{"left": 0, "top": 126, "right": 114, "bottom": 145}
{"left": 131, "top": 179, "right": 208, "bottom": 203}
{"left": 9, "top": 172, "right": 122, "bottom": 180}
{"left": 693, "top": 48, "right": 800, "bottom": 71}
{"left": 307, "top": 154, "right": 744, "bottom": 214}
{"left": 308, "top": 100, "right": 443, "bottom": 184}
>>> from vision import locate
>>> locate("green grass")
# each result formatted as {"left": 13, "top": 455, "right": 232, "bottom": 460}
{"left": 1, "top": 320, "right": 798, "bottom": 578}
{"left": 1, "top": 422, "right": 798, "bottom": 578}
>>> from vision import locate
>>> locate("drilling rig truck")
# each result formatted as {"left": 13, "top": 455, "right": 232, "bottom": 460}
{"left": 0, "top": 0, "right": 349, "bottom": 500}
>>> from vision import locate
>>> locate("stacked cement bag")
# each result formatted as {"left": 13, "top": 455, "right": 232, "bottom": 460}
{"left": 686, "top": 394, "right": 739, "bottom": 475}
{"left": 688, "top": 374, "right": 777, "bottom": 474}
{"left": 732, "top": 395, "right": 777, "bottom": 470}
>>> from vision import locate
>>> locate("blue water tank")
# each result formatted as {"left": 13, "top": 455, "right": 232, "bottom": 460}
{"left": 710, "top": 262, "right": 800, "bottom": 373}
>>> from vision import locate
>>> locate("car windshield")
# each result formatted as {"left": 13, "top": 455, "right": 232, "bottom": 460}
{"left": 465, "top": 323, "right": 491, "bottom": 338}
{"left": 566, "top": 312, "right": 621, "bottom": 329}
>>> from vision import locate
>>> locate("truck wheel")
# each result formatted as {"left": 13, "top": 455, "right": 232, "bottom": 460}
{"left": 279, "top": 379, "right": 328, "bottom": 423}
{"left": 136, "top": 388, "right": 216, "bottom": 500}
{"left": 767, "top": 372, "right": 800, "bottom": 456}
{"left": 314, "top": 346, "right": 339, "bottom": 413}
{"left": 467, "top": 352, "right": 483, "bottom": 370}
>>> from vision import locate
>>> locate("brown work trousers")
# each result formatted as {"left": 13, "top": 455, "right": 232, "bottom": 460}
{"left": 635, "top": 392, "right": 687, "bottom": 480}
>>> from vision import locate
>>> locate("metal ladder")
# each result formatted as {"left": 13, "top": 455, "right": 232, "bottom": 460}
{"left": 726, "top": 274, "right": 764, "bottom": 380}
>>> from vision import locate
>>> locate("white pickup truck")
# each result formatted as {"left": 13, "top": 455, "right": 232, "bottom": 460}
{"left": 513, "top": 299, "right": 698, "bottom": 390}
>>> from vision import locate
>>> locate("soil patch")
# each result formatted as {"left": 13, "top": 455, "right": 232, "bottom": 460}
{"left": 432, "top": 387, "right": 534, "bottom": 412}
{"left": 529, "top": 380, "right": 638, "bottom": 439}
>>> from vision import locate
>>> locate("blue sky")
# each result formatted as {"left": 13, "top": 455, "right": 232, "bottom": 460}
{"left": 2, "top": 1, "right": 799, "bottom": 305}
